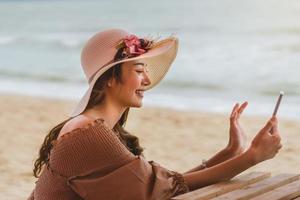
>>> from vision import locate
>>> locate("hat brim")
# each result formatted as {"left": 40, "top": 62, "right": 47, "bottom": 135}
{"left": 69, "top": 37, "right": 178, "bottom": 117}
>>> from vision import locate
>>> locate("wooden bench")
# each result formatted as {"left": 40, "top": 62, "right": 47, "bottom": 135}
{"left": 171, "top": 171, "right": 300, "bottom": 200}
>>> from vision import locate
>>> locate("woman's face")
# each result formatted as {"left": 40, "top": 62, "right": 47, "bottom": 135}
{"left": 107, "top": 61, "right": 151, "bottom": 108}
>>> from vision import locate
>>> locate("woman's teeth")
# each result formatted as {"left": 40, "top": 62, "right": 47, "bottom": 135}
{"left": 136, "top": 90, "right": 144, "bottom": 97}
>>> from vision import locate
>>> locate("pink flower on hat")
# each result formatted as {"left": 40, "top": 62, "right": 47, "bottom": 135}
{"left": 123, "top": 34, "right": 146, "bottom": 55}
{"left": 115, "top": 34, "right": 154, "bottom": 60}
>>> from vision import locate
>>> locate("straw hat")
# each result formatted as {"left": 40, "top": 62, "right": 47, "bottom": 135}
{"left": 69, "top": 28, "right": 178, "bottom": 117}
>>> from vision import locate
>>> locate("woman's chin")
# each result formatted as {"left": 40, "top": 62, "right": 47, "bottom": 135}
{"left": 130, "top": 100, "right": 143, "bottom": 108}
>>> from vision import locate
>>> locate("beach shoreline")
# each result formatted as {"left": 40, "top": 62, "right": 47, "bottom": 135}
{"left": 1, "top": 94, "right": 299, "bottom": 199}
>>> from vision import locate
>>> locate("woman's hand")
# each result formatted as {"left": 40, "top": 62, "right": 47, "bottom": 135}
{"left": 227, "top": 102, "right": 248, "bottom": 156}
{"left": 184, "top": 117, "right": 282, "bottom": 190}
{"left": 183, "top": 117, "right": 282, "bottom": 190}
{"left": 249, "top": 117, "right": 282, "bottom": 164}
{"left": 185, "top": 102, "right": 248, "bottom": 173}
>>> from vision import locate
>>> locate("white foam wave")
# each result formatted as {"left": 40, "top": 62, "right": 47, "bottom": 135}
{"left": 0, "top": 36, "right": 16, "bottom": 45}
{"left": 0, "top": 33, "right": 88, "bottom": 48}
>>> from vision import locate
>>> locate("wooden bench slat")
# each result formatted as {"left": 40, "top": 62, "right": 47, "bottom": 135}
{"left": 171, "top": 171, "right": 270, "bottom": 200}
{"left": 250, "top": 179, "right": 300, "bottom": 200}
{"left": 211, "top": 173, "right": 300, "bottom": 200}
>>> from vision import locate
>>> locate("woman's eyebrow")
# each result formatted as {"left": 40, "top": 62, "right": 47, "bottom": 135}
{"left": 133, "top": 62, "right": 145, "bottom": 66}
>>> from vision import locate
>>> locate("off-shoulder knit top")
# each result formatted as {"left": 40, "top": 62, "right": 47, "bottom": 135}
{"left": 28, "top": 118, "right": 190, "bottom": 200}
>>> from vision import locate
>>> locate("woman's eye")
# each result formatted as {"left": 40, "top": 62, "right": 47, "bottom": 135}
{"left": 136, "top": 70, "right": 143, "bottom": 73}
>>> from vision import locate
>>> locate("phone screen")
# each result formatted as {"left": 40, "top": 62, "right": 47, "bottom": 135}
{"left": 272, "top": 91, "right": 284, "bottom": 117}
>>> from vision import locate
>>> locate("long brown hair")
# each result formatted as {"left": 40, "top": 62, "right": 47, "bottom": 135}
{"left": 33, "top": 48, "right": 145, "bottom": 178}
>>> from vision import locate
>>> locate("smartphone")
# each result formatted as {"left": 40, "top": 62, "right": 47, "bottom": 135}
{"left": 272, "top": 91, "right": 284, "bottom": 117}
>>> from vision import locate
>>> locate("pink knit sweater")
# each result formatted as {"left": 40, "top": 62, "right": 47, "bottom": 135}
{"left": 28, "top": 118, "right": 189, "bottom": 200}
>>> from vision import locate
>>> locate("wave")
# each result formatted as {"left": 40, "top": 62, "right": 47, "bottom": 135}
{"left": 0, "top": 69, "right": 223, "bottom": 90}
{"left": 159, "top": 79, "right": 225, "bottom": 91}
{"left": 0, "top": 69, "right": 86, "bottom": 83}
{"left": 258, "top": 28, "right": 300, "bottom": 36}
{"left": 0, "top": 33, "right": 87, "bottom": 49}
{"left": 270, "top": 43, "right": 300, "bottom": 53}
{"left": 0, "top": 36, "right": 15, "bottom": 45}
{"left": 258, "top": 88, "right": 300, "bottom": 97}
{"left": 1, "top": 69, "right": 299, "bottom": 98}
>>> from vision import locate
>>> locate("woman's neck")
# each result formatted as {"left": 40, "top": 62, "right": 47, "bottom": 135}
{"left": 83, "top": 100, "right": 127, "bottom": 129}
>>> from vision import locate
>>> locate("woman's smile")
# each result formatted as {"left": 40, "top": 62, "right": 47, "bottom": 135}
{"left": 135, "top": 89, "right": 144, "bottom": 98}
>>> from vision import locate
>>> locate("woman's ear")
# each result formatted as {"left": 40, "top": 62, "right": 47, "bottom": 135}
{"left": 107, "top": 78, "right": 114, "bottom": 87}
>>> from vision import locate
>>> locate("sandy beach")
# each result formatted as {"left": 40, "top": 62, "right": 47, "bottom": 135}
{"left": 1, "top": 94, "right": 299, "bottom": 199}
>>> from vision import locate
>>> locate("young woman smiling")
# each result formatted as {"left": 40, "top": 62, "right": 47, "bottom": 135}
{"left": 28, "top": 29, "right": 282, "bottom": 200}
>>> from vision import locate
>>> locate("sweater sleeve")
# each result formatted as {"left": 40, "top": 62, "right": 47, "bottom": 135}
{"left": 67, "top": 155, "right": 189, "bottom": 200}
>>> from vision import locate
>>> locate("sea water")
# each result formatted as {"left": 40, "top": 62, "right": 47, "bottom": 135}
{"left": 0, "top": 0, "right": 299, "bottom": 119}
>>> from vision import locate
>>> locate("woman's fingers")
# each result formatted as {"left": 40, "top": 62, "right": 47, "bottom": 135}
{"left": 256, "top": 118, "right": 275, "bottom": 139}
{"left": 230, "top": 101, "right": 248, "bottom": 121}
{"left": 275, "top": 141, "right": 282, "bottom": 153}
{"left": 230, "top": 103, "right": 239, "bottom": 119}
{"left": 271, "top": 117, "right": 280, "bottom": 134}
{"left": 238, "top": 101, "right": 248, "bottom": 115}
{"left": 231, "top": 103, "right": 239, "bottom": 115}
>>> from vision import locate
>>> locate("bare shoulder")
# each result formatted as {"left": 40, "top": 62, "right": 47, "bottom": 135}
{"left": 58, "top": 115, "right": 94, "bottom": 140}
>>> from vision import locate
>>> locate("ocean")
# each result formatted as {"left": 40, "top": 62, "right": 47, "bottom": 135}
{"left": 0, "top": 0, "right": 300, "bottom": 119}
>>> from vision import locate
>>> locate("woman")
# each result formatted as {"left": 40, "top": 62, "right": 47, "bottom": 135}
{"left": 28, "top": 29, "right": 282, "bottom": 200}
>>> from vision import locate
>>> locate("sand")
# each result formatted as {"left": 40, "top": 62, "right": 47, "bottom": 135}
{"left": 0, "top": 94, "right": 299, "bottom": 199}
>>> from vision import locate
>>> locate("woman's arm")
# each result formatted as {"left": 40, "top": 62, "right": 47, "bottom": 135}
{"left": 183, "top": 117, "right": 282, "bottom": 191}
{"left": 183, "top": 147, "right": 241, "bottom": 174}
{"left": 183, "top": 148, "right": 255, "bottom": 190}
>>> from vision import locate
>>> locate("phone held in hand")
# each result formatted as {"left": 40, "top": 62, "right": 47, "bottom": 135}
{"left": 272, "top": 91, "right": 284, "bottom": 117}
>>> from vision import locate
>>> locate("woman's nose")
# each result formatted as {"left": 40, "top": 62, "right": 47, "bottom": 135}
{"left": 142, "top": 71, "right": 151, "bottom": 86}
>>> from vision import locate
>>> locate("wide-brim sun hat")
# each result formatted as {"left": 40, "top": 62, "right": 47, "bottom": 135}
{"left": 69, "top": 28, "right": 179, "bottom": 117}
